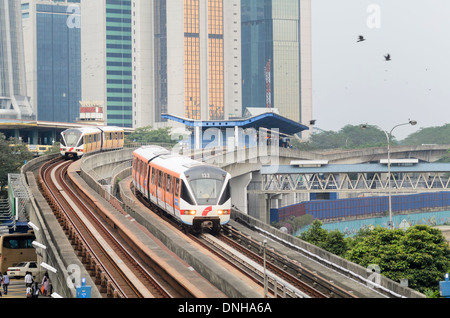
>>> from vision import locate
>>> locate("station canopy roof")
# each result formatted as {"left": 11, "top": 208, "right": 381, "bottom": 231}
{"left": 161, "top": 111, "right": 309, "bottom": 136}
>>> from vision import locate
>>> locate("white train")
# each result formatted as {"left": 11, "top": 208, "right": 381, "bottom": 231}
{"left": 60, "top": 126, "right": 124, "bottom": 159}
{"left": 132, "top": 146, "right": 231, "bottom": 234}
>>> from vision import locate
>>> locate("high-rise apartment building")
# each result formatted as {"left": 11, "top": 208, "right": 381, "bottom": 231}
{"left": 133, "top": 0, "right": 242, "bottom": 128}
{"left": 21, "top": 0, "right": 81, "bottom": 123}
{"left": 241, "top": 0, "right": 312, "bottom": 134}
{"left": 0, "top": 0, "right": 34, "bottom": 120}
{"left": 82, "top": 0, "right": 133, "bottom": 128}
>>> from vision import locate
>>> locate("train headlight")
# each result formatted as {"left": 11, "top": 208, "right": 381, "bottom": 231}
{"left": 181, "top": 210, "right": 197, "bottom": 215}
{"left": 217, "top": 209, "right": 230, "bottom": 215}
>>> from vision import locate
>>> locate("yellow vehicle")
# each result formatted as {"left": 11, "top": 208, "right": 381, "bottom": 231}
{"left": 0, "top": 232, "right": 36, "bottom": 273}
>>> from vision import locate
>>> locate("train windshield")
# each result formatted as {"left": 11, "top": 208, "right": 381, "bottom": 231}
{"left": 189, "top": 178, "right": 225, "bottom": 205}
{"left": 62, "top": 129, "right": 82, "bottom": 147}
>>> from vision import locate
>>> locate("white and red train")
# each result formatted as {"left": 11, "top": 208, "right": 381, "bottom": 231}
{"left": 60, "top": 126, "right": 125, "bottom": 159}
{"left": 132, "top": 146, "right": 231, "bottom": 233}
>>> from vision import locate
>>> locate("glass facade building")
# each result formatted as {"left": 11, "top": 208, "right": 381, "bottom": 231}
{"left": 152, "top": 0, "right": 226, "bottom": 122}
{"left": 31, "top": 3, "right": 81, "bottom": 123}
{"left": 154, "top": 0, "right": 168, "bottom": 122}
{"left": 241, "top": 0, "right": 301, "bottom": 122}
{"left": 0, "top": 0, "right": 34, "bottom": 119}
{"left": 183, "top": 0, "right": 224, "bottom": 121}
{"left": 105, "top": 0, "right": 133, "bottom": 128}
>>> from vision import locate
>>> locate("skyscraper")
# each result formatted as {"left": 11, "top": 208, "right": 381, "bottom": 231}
{"left": 21, "top": 0, "right": 81, "bottom": 123}
{"left": 134, "top": 0, "right": 242, "bottom": 127}
{"left": 241, "top": 0, "right": 312, "bottom": 134}
{"left": 0, "top": 0, "right": 34, "bottom": 120}
{"left": 82, "top": 0, "right": 133, "bottom": 128}
{"left": 82, "top": 0, "right": 241, "bottom": 128}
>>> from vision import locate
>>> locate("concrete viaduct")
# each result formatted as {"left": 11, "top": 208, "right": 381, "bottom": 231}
{"left": 19, "top": 144, "right": 447, "bottom": 298}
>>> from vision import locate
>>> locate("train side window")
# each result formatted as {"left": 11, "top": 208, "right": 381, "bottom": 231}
{"left": 175, "top": 178, "right": 180, "bottom": 196}
{"left": 167, "top": 175, "right": 171, "bottom": 192}
{"left": 158, "top": 171, "right": 163, "bottom": 188}
{"left": 151, "top": 168, "right": 156, "bottom": 185}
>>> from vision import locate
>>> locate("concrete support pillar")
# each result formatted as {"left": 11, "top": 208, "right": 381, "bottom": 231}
{"left": 230, "top": 172, "right": 252, "bottom": 214}
{"left": 195, "top": 126, "right": 201, "bottom": 150}
{"left": 257, "top": 193, "right": 269, "bottom": 224}
{"left": 31, "top": 129, "right": 38, "bottom": 145}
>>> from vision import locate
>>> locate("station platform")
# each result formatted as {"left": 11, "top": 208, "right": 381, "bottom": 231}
{"left": 0, "top": 279, "right": 51, "bottom": 299}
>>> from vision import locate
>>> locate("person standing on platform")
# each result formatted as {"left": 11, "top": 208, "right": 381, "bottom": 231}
{"left": 2, "top": 272, "right": 9, "bottom": 295}
{"left": 24, "top": 271, "right": 34, "bottom": 287}
{"left": 41, "top": 272, "right": 50, "bottom": 296}
{"left": 32, "top": 282, "right": 40, "bottom": 298}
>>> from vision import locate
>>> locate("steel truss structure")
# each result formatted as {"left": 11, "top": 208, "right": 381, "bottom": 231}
{"left": 8, "top": 173, "right": 32, "bottom": 222}
{"left": 260, "top": 162, "right": 450, "bottom": 194}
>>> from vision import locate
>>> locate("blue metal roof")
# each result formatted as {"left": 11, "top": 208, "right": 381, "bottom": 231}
{"left": 161, "top": 112, "right": 309, "bottom": 136}
{"left": 261, "top": 163, "right": 450, "bottom": 175}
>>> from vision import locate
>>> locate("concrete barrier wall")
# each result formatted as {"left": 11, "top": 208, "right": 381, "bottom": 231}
{"left": 21, "top": 155, "right": 101, "bottom": 298}
{"left": 21, "top": 149, "right": 428, "bottom": 298}
{"left": 81, "top": 148, "right": 426, "bottom": 298}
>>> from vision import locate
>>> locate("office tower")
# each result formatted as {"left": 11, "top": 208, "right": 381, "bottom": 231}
{"left": 21, "top": 0, "right": 81, "bottom": 123}
{"left": 134, "top": 0, "right": 242, "bottom": 127}
{"left": 82, "top": 0, "right": 133, "bottom": 128}
{"left": 82, "top": 0, "right": 241, "bottom": 128}
{"left": 0, "top": 0, "right": 34, "bottom": 120}
{"left": 241, "top": 0, "right": 312, "bottom": 134}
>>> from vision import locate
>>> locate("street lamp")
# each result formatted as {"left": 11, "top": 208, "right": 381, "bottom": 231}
{"left": 361, "top": 120, "right": 417, "bottom": 229}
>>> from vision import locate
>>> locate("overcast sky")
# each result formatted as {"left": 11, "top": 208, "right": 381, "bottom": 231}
{"left": 311, "top": 0, "right": 450, "bottom": 140}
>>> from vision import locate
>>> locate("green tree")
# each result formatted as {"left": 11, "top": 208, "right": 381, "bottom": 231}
{"left": 125, "top": 126, "right": 177, "bottom": 145}
{"left": 0, "top": 134, "right": 33, "bottom": 196}
{"left": 346, "top": 225, "right": 450, "bottom": 293}
{"left": 307, "top": 125, "right": 395, "bottom": 150}
{"left": 322, "top": 230, "right": 348, "bottom": 257}
{"left": 402, "top": 124, "right": 450, "bottom": 146}
{"left": 299, "top": 220, "right": 329, "bottom": 247}
{"left": 299, "top": 220, "right": 348, "bottom": 257}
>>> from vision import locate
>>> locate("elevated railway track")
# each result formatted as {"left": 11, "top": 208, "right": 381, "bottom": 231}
{"left": 28, "top": 151, "right": 425, "bottom": 298}
{"left": 37, "top": 157, "right": 211, "bottom": 298}
{"left": 135, "top": 188, "right": 357, "bottom": 298}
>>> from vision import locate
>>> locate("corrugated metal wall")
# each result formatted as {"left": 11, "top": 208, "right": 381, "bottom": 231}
{"left": 271, "top": 192, "right": 450, "bottom": 223}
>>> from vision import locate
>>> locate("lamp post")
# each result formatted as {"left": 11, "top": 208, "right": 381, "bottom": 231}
{"left": 361, "top": 120, "right": 417, "bottom": 229}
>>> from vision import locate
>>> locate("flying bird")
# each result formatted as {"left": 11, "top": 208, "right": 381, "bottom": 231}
{"left": 384, "top": 54, "right": 391, "bottom": 61}
{"left": 357, "top": 35, "right": 365, "bottom": 42}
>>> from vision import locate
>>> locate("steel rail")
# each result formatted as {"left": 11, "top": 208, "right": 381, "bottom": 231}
{"left": 59, "top": 162, "right": 173, "bottom": 298}
{"left": 39, "top": 158, "right": 127, "bottom": 297}
{"left": 39, "top": 158, "right": 173, "bottom": 298}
